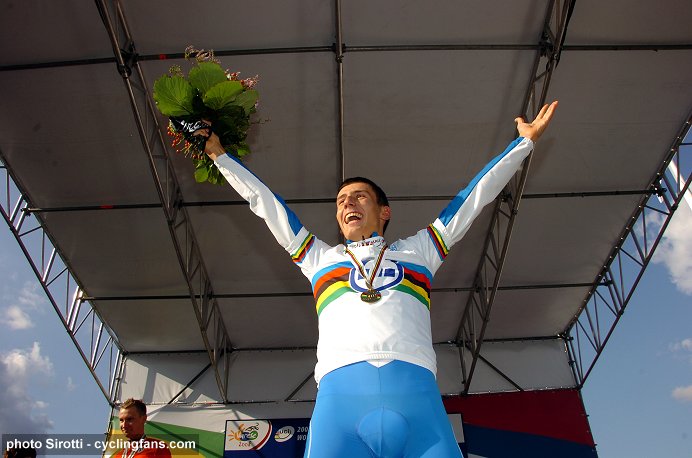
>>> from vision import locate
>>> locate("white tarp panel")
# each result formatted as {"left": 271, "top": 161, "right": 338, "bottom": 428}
{"left": 120, "top": 338, "right": 574, "bottom": 411}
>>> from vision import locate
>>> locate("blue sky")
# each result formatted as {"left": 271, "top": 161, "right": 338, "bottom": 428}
{"left": 1, "top": 170, "right": 690, "bottom": 457}
{"left": 581, "top": 265, "right": 692, "bottom": 457}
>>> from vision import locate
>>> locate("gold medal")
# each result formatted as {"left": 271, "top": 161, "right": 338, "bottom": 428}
{"left": 360, "top": 289, "right": 382, "bottom": 303}
{"left": 345, "top": 242, "right": 388, "bottom": 304}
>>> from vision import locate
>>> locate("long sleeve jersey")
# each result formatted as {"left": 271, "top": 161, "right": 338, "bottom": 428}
{"left": 214, "top": 137, "right": 534, "bottom": 384}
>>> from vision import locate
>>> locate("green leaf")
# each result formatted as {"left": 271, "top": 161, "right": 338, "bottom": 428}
{"left": 233, "top": 90, "right": 259, "bottom": 115}
{"left": 188, "top": 62, "right": 227, "bottom": 95}
{"left": 194, "top": 166, "right": 209, "bottom": 183}
{"left": 153, "top": 75, "right": 195, "bottom": 117}
{"left": 203, "top": 81, "right": 245, "bottom": 110}
{"left": 235, "top": 143, "right": 251, "bottom": 157}
{"left": 209, "top": 167, "right": 225, "bottom": 185}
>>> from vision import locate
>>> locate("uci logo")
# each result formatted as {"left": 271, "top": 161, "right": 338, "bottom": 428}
{"left": 349, "top": 259, "right": 404, "bottom": 293}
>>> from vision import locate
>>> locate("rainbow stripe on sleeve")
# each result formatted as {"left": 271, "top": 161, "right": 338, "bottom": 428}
{"left": 291, "top": 233, "right": 315, "bottom": 264}
{"left": 426, "top": 224, "right": 449, "bottom": 260}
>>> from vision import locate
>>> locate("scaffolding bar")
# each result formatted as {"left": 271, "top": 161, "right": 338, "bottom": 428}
{"left": 21, "top": 188, "right": 657, "bottom": 214}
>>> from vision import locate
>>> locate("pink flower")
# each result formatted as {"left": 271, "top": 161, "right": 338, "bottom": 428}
{"left": 241, "top": 75, "right": 259, "bottom": 89}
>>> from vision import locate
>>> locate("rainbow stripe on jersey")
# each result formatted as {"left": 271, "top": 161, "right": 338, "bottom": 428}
{"left": 393, "top": 262, "right": 432, "bottom": 310}
{"left": 311, "top": 260, "right": 432, "bottom": 315}
{"left": 312, "top": 263, "right": 353, "bottom": 315}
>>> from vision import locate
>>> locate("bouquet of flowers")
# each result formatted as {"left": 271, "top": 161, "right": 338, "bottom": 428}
{"left": 153, "top": 46, "right": 259, "bottom": 185}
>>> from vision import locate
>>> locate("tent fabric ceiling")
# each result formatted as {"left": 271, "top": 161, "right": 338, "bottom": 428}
{"left": 1, "top": 1, "right": 691, "bottom": 391}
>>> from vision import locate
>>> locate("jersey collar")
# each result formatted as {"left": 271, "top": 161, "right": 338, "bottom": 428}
{"left": 345, "top": 232, "right": 385, "bottom": 248}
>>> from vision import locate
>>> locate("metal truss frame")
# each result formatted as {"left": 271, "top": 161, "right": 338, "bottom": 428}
{"left": 565, "top": 113, "right": 692, "bottom": 388}
{"left": 0, "top": 157, "right": 124, "bottom": 406}
{"left": 453, "top": 0, "right": 575, "bottom": 394}
{"left": 94, "top": 0, "right": 232, "bottom": 403}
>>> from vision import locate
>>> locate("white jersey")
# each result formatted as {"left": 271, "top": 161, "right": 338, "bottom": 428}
{"left": 214, "top": 137, "right": 534, "bottom": 383}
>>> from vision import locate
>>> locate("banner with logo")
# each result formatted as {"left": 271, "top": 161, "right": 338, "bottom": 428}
{"left": 224, "top": 419, "right": 310, "bottom": 457}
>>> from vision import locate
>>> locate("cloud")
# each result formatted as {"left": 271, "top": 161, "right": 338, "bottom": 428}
{"left": 0, "top": 282, "right": 46, "bottom": 330}
{"left": 0, "top": 305, "right": 34, "bottom": 329}
{"left": 67, "top": 376, "right": 77, "bottom": 392}
{"left": 653, "top": 202, "right": 692, "bottom": 295}
{"left": 0, "top": 342, "right": 55, "bottom": 434}
{"left": 17, "top": 282, "right": 46, "bottom": 309}
{"left": 672, "top": 385, "right": 692, "bottom": 403}
{"left": 3, "top": 342, "right": 53, "bottom": 377}
{"left": 670, "top": 338, "right": 692, "bottom": 353}
{"left": 669, "top": 338, "right": 692, "bottom": 365}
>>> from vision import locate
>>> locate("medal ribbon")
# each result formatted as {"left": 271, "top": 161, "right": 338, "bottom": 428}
{"left": 344, "top": 243, "right": 388, "bottom": 294}
{"left": 124, "top": 435, "right": 146, "bottom": 458}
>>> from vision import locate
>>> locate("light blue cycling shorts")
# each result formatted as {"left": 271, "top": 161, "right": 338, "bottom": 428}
{"left": 304, "top": 360, "right": 463, "bottom": 458}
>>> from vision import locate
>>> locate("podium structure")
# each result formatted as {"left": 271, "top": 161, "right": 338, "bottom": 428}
{"left": 1, "top": 1, "right": 690, "bottom": 457}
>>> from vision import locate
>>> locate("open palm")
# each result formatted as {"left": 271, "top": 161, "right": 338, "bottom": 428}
{"left": 515, "top": 101, "right": 558, "bottom": 142}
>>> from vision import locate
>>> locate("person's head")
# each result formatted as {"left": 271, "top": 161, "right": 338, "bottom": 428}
{"left": 336, "top": 177, "right": 391, "bottom": 242}
{"left": 4, "top": 447, "right": 36, "bottom": 458}
{"left": 119, "top": 398, "right": 147, "bottom": 440}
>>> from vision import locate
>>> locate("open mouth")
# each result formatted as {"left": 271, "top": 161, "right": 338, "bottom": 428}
{"left": 345, "top": 212, "right": 363, "bottom": 223}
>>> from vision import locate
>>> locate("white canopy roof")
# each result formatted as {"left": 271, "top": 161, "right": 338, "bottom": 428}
{"left": 1, "top": 0, "right": 690, "bottom": 403}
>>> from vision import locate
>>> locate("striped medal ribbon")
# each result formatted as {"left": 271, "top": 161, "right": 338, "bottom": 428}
{"left": 344, "top": 243, "right": 388, "bottom": 303}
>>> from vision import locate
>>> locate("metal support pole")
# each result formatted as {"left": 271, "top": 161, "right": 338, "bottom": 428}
{"left": 335, "top": 0, "right": 346, "bottom": 183}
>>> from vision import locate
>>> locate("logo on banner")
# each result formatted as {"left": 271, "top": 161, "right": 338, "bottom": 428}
{"left": 225, "top": 421, "right": 272, "bottom": 450}
{"left": 348, "top": 259, "right": 403, "bottom": 293}
{"left": 274, "top": 426, "right": 294, "bottom": 443}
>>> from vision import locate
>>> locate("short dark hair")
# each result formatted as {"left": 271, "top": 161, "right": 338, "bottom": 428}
{"left": 338, "top": 177, "right": 390, "bottom": 234}
{"left": 4, "top": 447, "right": 36, "bottom": 458}
{"left": 121, "top": 398, "right": 147, "bottom": 417}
